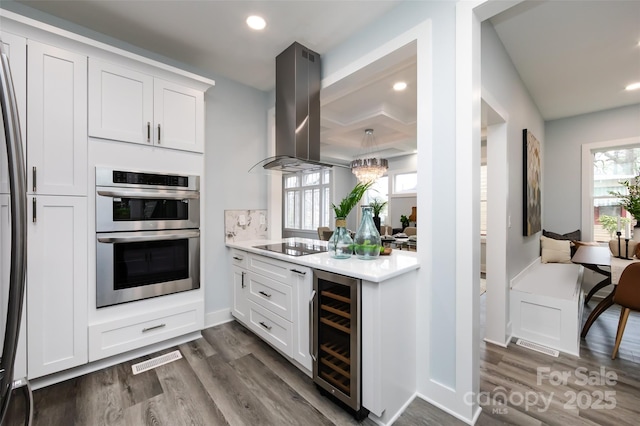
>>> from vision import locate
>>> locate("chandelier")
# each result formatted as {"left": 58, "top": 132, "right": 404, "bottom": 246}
{"left": 350, "top": 129, "right": 388, "bottom": 183}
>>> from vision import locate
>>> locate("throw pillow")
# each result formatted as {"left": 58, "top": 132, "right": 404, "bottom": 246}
{"left": 540, "top": 235, "right": 572, "bottom": 263}
{"left": 543, "top": 229, "right": 581, "bottom": 241}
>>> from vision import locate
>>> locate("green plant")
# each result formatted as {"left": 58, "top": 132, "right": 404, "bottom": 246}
{"left": 599, "top": 214, "right": 633, "bottom": 239}
{"left": 400, "top": 214, "right": 410, "bottom": 228}
{"left": 609, "top": 176, "right": 640, "bottom": 222}
{"left": 331, "top": 181, "right": 374, "bottom": 218}
{"left": 369, "top": 198, "right": 387, "bottom": 217}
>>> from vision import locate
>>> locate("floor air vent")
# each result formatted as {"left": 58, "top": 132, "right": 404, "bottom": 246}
{"left": 132, "top": 350, "right": 182, "bottom": 375}
{"left": 515, "top": 339, "right": 559, "bottom": 357}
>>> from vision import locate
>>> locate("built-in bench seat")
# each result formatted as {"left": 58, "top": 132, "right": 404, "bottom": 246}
{"left": 510, "top": 261, "right": 584, "bottom": 356}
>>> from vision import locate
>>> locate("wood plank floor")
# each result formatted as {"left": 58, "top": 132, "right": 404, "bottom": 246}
{"left": 5, "top": 293, "right": 640, "bottom": 426}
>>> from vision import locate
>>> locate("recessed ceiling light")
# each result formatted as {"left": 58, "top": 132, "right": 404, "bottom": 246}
{"left": 625, "top": 82, "right": 640, "bottom": 91}
{"left": 393, "top": 81, "right": 407, "bottom": 91}
{"left": 246, "top": 15, "right": 266, "bottom": 30}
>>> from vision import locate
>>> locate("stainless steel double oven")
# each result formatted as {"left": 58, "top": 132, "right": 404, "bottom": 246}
{"left": 95, "top": 167, "right": 200, "bottom": 308}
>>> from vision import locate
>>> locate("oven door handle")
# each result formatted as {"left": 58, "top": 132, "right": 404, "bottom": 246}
{"left": 97, "top": 230, "right": 200, "bottom": 243}
{"left": 96, "top": 189, "right": 199, "bottom": 200}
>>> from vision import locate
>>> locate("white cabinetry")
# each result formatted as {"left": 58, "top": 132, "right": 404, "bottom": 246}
{"left": 27, "top": 41, "right": 87, "bottom": 196}
{"left": 24, "top": 41, "right": 89, "bottom": 379}
{"left": 88, "top": 300, "right": 203, "bottom": 361}
{"left": 88, "top": 58, "right": 204, "bottom": 153}
{"left": 230, "top": 251, "right": 313, "bottom": 373}
{"left": 231, "top": 250, "right": 249, "bottom": 324}
{"left": 27, "top": 196, "right": 88, "bottom": 378}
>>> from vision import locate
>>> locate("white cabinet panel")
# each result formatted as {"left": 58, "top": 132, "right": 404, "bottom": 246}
{"left": 292, "top": 266, "right": 313, "bottom": 372}
{"left": 27, "top": 41, "right": 87, "bottom": 196}
{"left": 89, "top": 59, "right": 204, "bottom": 153}
{"left": 88, "top": 301, "right": 202, "bottom": 361}
{"left": 232, "top": 265, "right": 249, "bottom": 324}
{"left": 154, "top": 78, "right": 204, "bottom": 152}
{"left": 27, "top": 196, "right": 88, "bottom": 378}
{"left": 88, "top": 58, "right": 153, "bottom": 145}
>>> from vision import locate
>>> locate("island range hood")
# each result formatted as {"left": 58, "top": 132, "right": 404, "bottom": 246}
{"left": 251, "top": 42, "right": 333, "bottom": 173}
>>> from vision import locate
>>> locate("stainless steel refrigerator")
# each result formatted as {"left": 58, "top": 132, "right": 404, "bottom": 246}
{"left": 0, "top": 39, "right": 31, "bottom": 425}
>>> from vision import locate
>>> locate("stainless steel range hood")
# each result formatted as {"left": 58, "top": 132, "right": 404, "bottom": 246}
{"left": 251, "top": 42, "right": 333, "bottom": 173}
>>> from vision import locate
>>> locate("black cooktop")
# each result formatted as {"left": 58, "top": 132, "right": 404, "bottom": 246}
{"left": 253, "top": 242, "right": 328, "bottom": 257}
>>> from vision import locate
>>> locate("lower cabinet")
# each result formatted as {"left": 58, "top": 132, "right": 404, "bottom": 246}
{"left": 88, "top": 300, "right": 203, "bottom": 361}
{"left": 27, "top": 195, "right": 88, "bottom": 379}
{"left": 230, "top": 250, "right": 312, "bottom": 373}
{"left": 231, "top": 250, "right": 249, "bottom": 323}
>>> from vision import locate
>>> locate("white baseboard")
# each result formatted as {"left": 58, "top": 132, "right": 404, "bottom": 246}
{"left": 483, "top": 337, "right": 509, "bottom": 348}
{"left": 205, "top": 308, "right": 233, "bottom": 328}
{"left": 414, "top": 392, "right": 478, "bottom": 425}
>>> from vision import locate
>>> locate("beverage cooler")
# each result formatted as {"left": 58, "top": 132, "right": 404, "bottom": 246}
{"left": 311, "top": 269, "right": 368, "bottom": 420}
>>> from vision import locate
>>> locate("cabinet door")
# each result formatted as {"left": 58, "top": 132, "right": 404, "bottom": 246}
{"left": 88, "top": 58, "right": 153, "bottom": 145}
{"left": 0, "top": 31, "right": 26, "bottom": 194}
{"left": 153, "top": 78, "right": 204, "bottom": 153}
{"left": 292, "top": 267, "right": 313, "bottom": 371}
{"left": 232, "top": 265, "right": 249, "bottom": 324}
{"left": 27, "top": 41, "right": 87, "bottom": 196}
{"left": 27, "top": 195, "right": 88, "bottom": 378}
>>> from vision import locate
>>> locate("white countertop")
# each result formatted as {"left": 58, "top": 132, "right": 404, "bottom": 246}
{"left": 226, "top": 237, "right": 419, "bottom": 283}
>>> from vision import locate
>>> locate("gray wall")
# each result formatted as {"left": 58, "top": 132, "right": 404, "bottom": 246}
{"left": 204, "top": 80, "right": 268, "bottom": 315}
{"left": 481, "top": 21, "right": 545, "bottom": 280}
{"left": 543, "top": 104, "right": 640, "bottom": 233}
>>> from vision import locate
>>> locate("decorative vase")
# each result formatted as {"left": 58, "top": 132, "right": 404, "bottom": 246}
{"left": 328, "top": 217, "right": 353, "bottom": 259}
{"left": 354, "top": 206, "right": 381, "bottom": 260}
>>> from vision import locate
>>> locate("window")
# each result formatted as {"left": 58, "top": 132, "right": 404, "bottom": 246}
{"left": 393, "top": 172, "right": 417, "bottom": 194}
{"left": 592, "top": 147, "right": 640, "bottom": 242}
{"left": 363, "top": 176, "right": 389, "bottom": 224}
{"left": 283, "top": 170, "right": 331, "bottom": 231}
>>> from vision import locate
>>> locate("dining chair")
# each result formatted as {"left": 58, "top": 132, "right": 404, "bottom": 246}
{"left": 317, "top": 226, "right": 331, "bottom": 241}
{"left": 404, "top": 226, "right": 417, "bottom": 236}
{"left": 611, "top": 262, "right": 640, "bottom": 359}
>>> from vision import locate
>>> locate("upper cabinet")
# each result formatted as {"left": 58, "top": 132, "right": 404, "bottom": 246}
{"left": 88, "top": 58, "right": 205, "bottom": 153}
{"left": 27, "top": 40, "right": 87, "bottom": 196}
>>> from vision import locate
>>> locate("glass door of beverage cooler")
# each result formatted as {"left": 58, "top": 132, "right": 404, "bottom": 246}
{"left": 312, "top": 269, "right": 362, "bottom": 413}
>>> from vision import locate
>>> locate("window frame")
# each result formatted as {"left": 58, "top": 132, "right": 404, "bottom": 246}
{"left": 581, "top": 137, "right": 640, "bottom": 242}
{"left": 282, "top": 169, "right": 332, "bottom": 232}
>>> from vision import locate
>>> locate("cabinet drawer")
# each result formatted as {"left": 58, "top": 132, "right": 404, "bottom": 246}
{"left": 246, "top": 271, "right": 292, "bottom": 321}
{"left": 89, "top": 301, "right": 202, "bottom": 361}
{"left": 248, "top": 301, "right": 292, "bottom": 357}
{"left": 248, "top": 253, "right": 302, "bottom": 283}
{"left": 230, "top": 249, "right": 248, "bottom": 268}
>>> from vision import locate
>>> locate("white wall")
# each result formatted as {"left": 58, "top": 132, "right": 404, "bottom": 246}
{"left": 544, "top": 104, "right": 640, "bottom": 233}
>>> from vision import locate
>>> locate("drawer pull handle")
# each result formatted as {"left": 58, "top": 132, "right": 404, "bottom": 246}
{"left": 142, "top": 323, "right": 166, "bottom": 333}
{"left": 233, "top": 256, "right": 243, "bottom": 261}
{"left": 259, "top": 291, "right": 272, "bottom": 298}
{"left": 259, "top": 321, "right": 272, "bottom": 331}
{"left": 290, "top": 269, "right": 306, "bottom": 275}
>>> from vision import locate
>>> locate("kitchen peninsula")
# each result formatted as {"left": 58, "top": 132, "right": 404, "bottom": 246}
{"left": 227, "top": 237, "right": 419, "bottom": 425}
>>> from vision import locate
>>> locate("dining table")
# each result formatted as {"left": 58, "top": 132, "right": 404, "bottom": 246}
{"left": 571, "top": 245, "right": 613, "bottom": 338}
